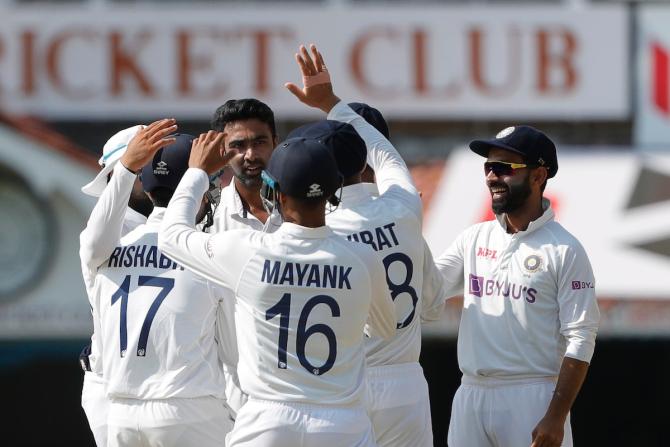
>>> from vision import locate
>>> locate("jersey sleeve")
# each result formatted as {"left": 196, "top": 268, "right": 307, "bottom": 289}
{"left": 327, "top": 101, "right": 422, "bottom": 220}
{"left": 420, "top": 239, "right": 449, "bottom": 322}
{"left": 434, "top": 230, "right": 468, "bottom": 299}
{"left": 79, "top": 162, "right": 136, "bottom": 277}
{"left": 556, "top": 242, "right": 600, "bottom": 364}
{"left": 158, "top": 168, "right": 248, "bottom": 291}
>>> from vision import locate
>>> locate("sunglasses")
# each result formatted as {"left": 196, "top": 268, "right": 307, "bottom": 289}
{"left": 484, "top": 161, "right": 535, "bottom": 177}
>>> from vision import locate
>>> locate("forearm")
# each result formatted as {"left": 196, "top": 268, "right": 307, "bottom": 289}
{"left": 79, "top": 162, "right": 135, "bottom": 270}
{"left": 544, "top": 356, "right": 589, "bottom": 420}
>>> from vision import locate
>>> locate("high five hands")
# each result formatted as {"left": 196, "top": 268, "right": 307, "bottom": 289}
{"left": 121, "top": 119, "right": 178, "bottom": 173}
{"left": 285, "top": 44, "right": 341, "bottom": 114}
{"left": 189, "top": 130, "right": 237, "bottom": 176}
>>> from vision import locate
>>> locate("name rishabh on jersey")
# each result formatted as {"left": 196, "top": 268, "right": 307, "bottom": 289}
{"left": 159, "top": 168, "right": 395, "bottom": 407}
{"left": 95, "top": 208, "right": 226, "bottom": 400}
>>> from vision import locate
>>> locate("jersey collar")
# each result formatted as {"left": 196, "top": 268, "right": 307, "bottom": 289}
{"left": 496, "top": 198, "right": 555, "bottom": 235}
{"left": 338, "top": 182, "right": 379, "bottom": 207}
{"left": 146, "top": 207, "right": 167, "bottom": 227}
{"left": 277, "top": 222, "right": 333, "bottom": 239}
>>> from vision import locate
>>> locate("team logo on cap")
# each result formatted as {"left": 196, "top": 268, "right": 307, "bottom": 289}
{"left": 496, "top": 126, "right": 515, "bottom": 139}
{"left": 307, "top": 183, "right": 323, "bottom": 198}
{"left": 523, "top": 254, "right": 543, "bottom": 274}
{"left": 154, "top": 161, "right": 169, "bottom": 176}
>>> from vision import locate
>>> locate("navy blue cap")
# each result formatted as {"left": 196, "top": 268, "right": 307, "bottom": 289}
{"left": 264, "top": 137, "right": 341, "bottom": 200}
{"left": 469, "top": 125, "right": 558, "bottom": 178}
{"left": 288, "top": 120, "right": 366, "bottom": 178}
{"left": 141, "top": 133, "right": 195, "bottom": 192}
{"left": 348, "top": 102, "right": 389, "bottom": 139}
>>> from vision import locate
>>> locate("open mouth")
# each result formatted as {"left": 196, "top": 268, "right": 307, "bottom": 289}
{"left": 490, "top": 186, "right": 507, "bottom": 200}
{"left": 244, "top": 166, "right": 262, "bottom": 176}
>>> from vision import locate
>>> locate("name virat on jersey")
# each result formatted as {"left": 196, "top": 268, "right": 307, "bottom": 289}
{"left": 261, "top": 260, "right": 353, "bottom": 289}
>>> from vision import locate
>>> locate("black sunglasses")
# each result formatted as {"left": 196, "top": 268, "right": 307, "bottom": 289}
{"left": 484, "top": 161, "right": 536, "bottom": 177}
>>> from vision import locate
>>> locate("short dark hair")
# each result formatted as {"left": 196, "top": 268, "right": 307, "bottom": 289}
{"left": 149, "top": 187, "right": 173, "bottom": 208}
{"left": 211, "top": 98, "right": 276, "bottom": 136}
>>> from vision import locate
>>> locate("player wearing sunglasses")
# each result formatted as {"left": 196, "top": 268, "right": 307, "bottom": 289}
{"left": 435, "top": 125, "right": 600, "bottom": 447}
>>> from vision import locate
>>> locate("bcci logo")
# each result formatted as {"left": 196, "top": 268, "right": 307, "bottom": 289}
{"left": 307, "top": 183, "right": 323, "bottom": 198}
{"left": 154, "top": 161, "right": 169, "bottom": 175}
{"left": 496, "top": 126, "right": 515, "bottom": 139}
{"left": 523, "top": 254, "right": 543, "bottom": 273}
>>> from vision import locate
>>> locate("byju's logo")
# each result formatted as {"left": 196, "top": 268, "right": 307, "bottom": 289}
{"left": 469, "top": 274, "right": 484, "bottom": 297}
{"left": 468, "top": 273, "right": 537, "bottom": 303}
{"left": 571, "top": 281, "right": 595, "bottom": 290}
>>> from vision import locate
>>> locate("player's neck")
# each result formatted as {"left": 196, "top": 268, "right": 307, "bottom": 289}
{"left": 504, "top": 197, "right": 544, "bottom": 234}
{"left": 280, "top": 200, "right": 326, "bottom": 228}
{"left": 234, "top": 178, "right": 269, "bottom": 223}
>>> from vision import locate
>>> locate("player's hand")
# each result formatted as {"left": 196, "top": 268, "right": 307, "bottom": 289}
{"left": 530, "top": 414, "right": 565, "bottom": 447}
{"left": 121, "top": 119, "right": 177, "bottom": 173}
{"left": 189, "top": 130, "right": 235, "bottom": 175}
{"left": 285, "top": 44, "right": 341, "bottom": 114}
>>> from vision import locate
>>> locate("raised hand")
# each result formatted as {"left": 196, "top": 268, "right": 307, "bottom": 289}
{"left": 285, "top": 44, "right": 340, "bottom": 114}
{"left": 189, "top": 130, "right": 236, "bottom": 175}
{"left": 121, "top": 119, "right": 177, "bottom": 173}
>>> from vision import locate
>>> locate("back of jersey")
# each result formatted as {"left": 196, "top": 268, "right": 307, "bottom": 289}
{"left": 327, "top": 190, "right": 425, "bottom": 366}
{"left": 95, "top": 223, "right": 225, "bottom": 400}
{"left": 233, "top": 227, "right": 380, "bottom": 407}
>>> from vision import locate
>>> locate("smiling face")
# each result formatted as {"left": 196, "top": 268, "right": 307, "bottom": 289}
{"left": 485, "top": 148, "right": 533, "bottom": 215}
{"left": 224, "top": 119, "right": 277, "bottom": 188}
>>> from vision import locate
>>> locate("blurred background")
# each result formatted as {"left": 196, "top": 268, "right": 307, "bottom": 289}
{"left": 1, "top": 0, "right": 669, "bottom": 445}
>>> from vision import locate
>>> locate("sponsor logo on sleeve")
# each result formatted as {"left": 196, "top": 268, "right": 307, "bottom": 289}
{"left": 571, "top": 280, "right": 595, "bottom": 290}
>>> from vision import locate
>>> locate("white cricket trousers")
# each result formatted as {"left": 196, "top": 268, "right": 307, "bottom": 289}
{"left": 447, "top": 376, "right": 573, "bottom": 447}
{"left": 81, "top": 371, "right": 109, "bottom": 447}
{"left": 367, "top": 362, "right": 433, "bottom": 447}
{"left": 226, "top": 398, "right": 376, "bottom": 447}
{"left": 107, "top": 396, "right": 233, "bottom": 447}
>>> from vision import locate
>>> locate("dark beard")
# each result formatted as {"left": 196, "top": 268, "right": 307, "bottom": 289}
{"left": 491, "top": 173, "right": 532, "bottom": 215}
{"left": 234, "top": 171, "right": 263, "bottom": 188}
{"left": 128, "top": 189, "right": 154, "bottom": 217}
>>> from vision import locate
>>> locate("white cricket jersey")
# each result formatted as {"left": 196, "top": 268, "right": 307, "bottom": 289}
{"left": 210, "top": 178, "right": 281, "bottom": 415}
{"left": 326, "top": 102, "right": 446, "bottom": 366}
{"left": 80, "top": 163, "right": 148, "bottom": 376}
{"left": 95, "top": 207, "right": 226, "bottom": 399}
{"left": 435, "top": 200, "right": 600, "bottom": 379}
{"left": 159, "top": 168, "right": 396, "bottom": 407}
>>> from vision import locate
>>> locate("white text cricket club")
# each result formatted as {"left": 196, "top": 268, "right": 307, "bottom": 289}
{"left": 107, "top": 244, "right": 184, "bottom": 270}
{"left": 345, "top": 222, "right": 399, "bottom": 252}
{"left": 468, "top": 273, "right": 538, "bottom": 303}
{"left": 261, "top": 260, "right": 353, "bottom": 290}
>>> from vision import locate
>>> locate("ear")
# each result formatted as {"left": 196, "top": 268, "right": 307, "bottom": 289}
{"left": 532, "top": 166, "right": 548, "bottom": 188}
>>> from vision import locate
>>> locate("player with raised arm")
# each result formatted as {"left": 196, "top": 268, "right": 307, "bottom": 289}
{"left": 436, "top": 126, "right": 600, "bottom": 447}
{"left": 209, "top": 98, "right": 280, "bottom": 419}
{"left": 79, "top": 122, "right": 166, "bottom": 446}
{"left": 88, "top": 127, "right": 232, "bottom": 447}
{"left": 159, "top": 127, "right": 396, "bottom": 446}
{"left": 285, "top": 45, "right": 446, "bottom": 447}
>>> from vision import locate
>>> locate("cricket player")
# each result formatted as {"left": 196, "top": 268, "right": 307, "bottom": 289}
{"left": 89, "top": 128, "right": 232, "bottom": 446}
{"left": 435, "top": 125, "right": 600, "bottom": 447}
{"left": 79, "top": 123, "right": 161, "bottom": 446}
{"left": 159, "top": 130, "right": 396, "bottom": 446}
{"left": 209, "top": 98, "right": 280, "bottom": 418}
{"left": 285, "top": 46, "right": 445, "bottom": 445}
